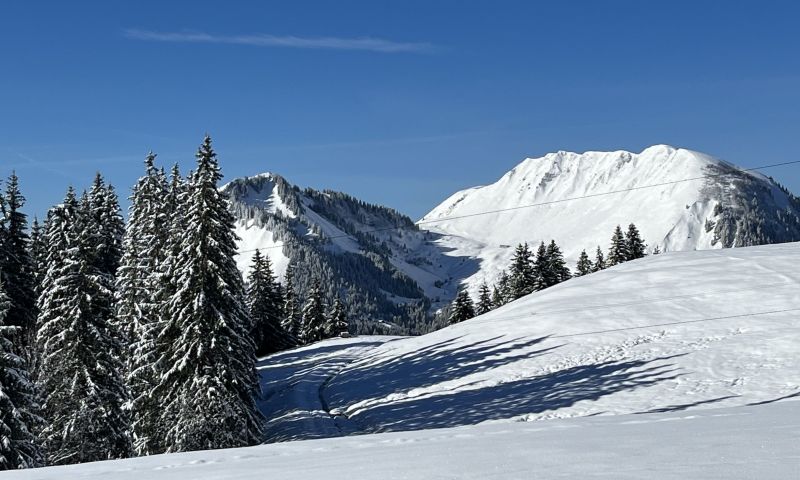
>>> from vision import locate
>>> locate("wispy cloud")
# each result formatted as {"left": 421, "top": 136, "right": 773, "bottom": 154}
{"left": 123, "top": 29, "right": 439, "bottom": 54}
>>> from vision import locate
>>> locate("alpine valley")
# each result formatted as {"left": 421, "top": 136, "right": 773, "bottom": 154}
{"left": 224, "top": 145, "right": 800, "bottom": 333}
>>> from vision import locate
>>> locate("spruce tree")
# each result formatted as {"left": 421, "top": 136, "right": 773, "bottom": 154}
{"left": 117, "top": 153, "right": 170, "bottom": 456}
{"left": 607, "top": 225, "right": 629, "bottom": 266}
{"left": 36, "top": 189, "right": 131, "bottom": 464}
{"left": 0, "top": 280, "right": 43, "bottom": 469}
{"left": 300, "top": 278, "right": 326, "bottom": 344}
{"left": 324, "top": 297, "right": 349, "bottom": 338}
{"left": 593, "top": 246, "right": 606, "bottom": 272}
{"left": 544, "top": 240, "right": 571, "bottom": 287}
{"left": 491, "top": 285, "right": 505, "bottom": 309}
{"left": 509, "top": 243, "right": 535, "bottom": 299}
{"left": 281, "top": 265, "right": 301, "bottom": 339}
{"left": 0, "top": 173, "right": 37, "bottom": 366}
{"left": 495, "top": 270, "right": 512, "bottom": 306}
{"left": 625, "top": 223, "right": 647, "bottom": 260}
{"left": 247, "top": 250, "right": 293, "bottom": 355}
{"left": 449, "top": 288, "right": 475, "bottom": 324}
{"left": 87, "top": 173, "right": 124, "bottom": 276}
{"left": 475, "top": 282, "right": 493, "bottom": 315}
{"left": 29, "top": 217, "right": 46, "bottom": 300}
{"left": 532, "top": 241, "right": 549, "bottom": 290}
{"left": 153, "top": 136, "right": 263, "bottom": 452}
{"left": 575, "top": 249, "right": 593, "bottom": 276}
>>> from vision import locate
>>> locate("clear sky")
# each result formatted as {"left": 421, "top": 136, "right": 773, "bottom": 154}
{"left": 2, "top": 1, "right": 800, "bottom": 220}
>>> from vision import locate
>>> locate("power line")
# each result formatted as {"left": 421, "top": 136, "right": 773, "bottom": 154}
{"left": 234, "top": 158, "right": 800, "bottom": 257}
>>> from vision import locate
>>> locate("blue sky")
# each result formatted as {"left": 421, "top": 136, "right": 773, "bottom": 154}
{"left": 2, "top": 1, "right": 800, "bottom": 219}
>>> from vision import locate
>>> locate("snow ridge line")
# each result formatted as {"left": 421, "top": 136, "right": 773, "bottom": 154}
{"left": 233, "top": 158, "right": 800, "bottom": 254}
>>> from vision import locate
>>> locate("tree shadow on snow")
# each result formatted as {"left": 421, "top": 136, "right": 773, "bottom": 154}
{"left": 344, "top": 355, "right": 685, "bottom": 433}
{"left": 327, "top": 335, "right": 559, "bottom": 408}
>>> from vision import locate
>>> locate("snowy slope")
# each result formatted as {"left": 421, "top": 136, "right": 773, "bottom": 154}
{"left": 420, "top": 145, "right": 800, "bottom": 295}
{"left": 8, "top": 401, "right": 798, "bottom": 479}
{"left": 322, "top": 242, "right": 800, "bottom": 432}
{"left": 13, "top": 243, "right": 800, "bottom": 479}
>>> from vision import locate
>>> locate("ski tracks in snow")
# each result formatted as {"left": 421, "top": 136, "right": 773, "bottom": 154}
{"left": 256, "top": 337, "right": 398, "bottom": 443}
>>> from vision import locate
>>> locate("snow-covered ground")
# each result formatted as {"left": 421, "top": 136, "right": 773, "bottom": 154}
{"left": 12, "top": 242, "right": 800, "bottom": 478}
{"left": 324, "top": 243, "right": 800, "bottom": 432}
{"left": 9, "top": 401, "right": 798, "bottom": 479}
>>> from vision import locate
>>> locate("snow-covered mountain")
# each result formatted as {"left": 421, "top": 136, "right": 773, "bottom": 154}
{"left": 420, "top": 145, "right": 800, "bottom": 295}
{"left": 222, "top": 173, "right": 471, "bottom": 334}
{"left": 223, "top": 146, "right": 800, "bottom": 324}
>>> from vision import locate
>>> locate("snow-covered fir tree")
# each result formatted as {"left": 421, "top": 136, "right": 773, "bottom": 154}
{"left": 29, "top": 217, "right": 46, "bottom": 299}
{"left": 116, "top": 153, "right": 171, "bottom": 456}
{"left": 449, "top": 287, "right": 475, "bottom": 324}
{"left": 491, "top": 284, "right": 505, "bottom": 309}
{"left": 574, "top": 249, "right": 593, "bottom": 276}
{"left": 324, "top": 296, "right": 349, "bottom": 338}
{"left": 87, "top": 173, "right": 125, "bottom": 276}
{"left": 607, "top": 225, "right": 629, "bottom": 266}
{"left": 532, "top": 241, "right": 549, "bottom": 290}
{"left": 494, "top": 270, "right": 512, "bottom": 307}
{"left": 281, "top": 264, "right": 301, "bottom": 339}
{"left": 543, "top": 240, "right": 571, "bottom": 287}
{"left": 36, "top": 188, "right": 131, "bottom": 465}
{"left": 625, "top": 223, "right": 646, "bottom": 260}
{"left": 509, "top": 243, "right": 535, "bottom": 299}
{"left": 475, "top": 282, "right": 493, "bottom": 316}
{"left": 300, "top": 278, "right": 326, "bottom": 344}
{"left": 0, "top": 280, "right": 43, "bottom": 470}
{"left": 593, "top": 246, "right": 607, "bottom": 272}
{"left": 152, "top": 136, "right": 263, "bottom": 452}
{"left": 247, "top": 249, "right": 293, "bottom": 355}
{"left": 0, "top": 173, "right": 37, "bottom": 365}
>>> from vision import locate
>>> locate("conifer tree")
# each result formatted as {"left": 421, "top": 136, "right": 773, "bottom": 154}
{"left": 509, "top": 243, "right": 536, "bottom": 299}
{"left": 117, "top": 153, "right": 170, "bottom": 456}
{"left": 152, "top": 136, "right": 263, "bottom": 452}
{"left": 325, "top": 296, "right": 349, "bottom": 338}
{"left": 300, "top": 278, "right": 326, "bottom": 344}
{"left": 0, "top": 280, "right": 43, "bottom": 470}
{"left": 625, "top": 223, "right": 647, "bottom": 260}
{"left": 87, "top": 173, "right": 124, "bottom": 276}
{"left": 532, "top": 241, "right": 550, "bottom": 290}
{"left": 495, "top": 270, "right": 512, "bottom": 306}
{"left": 29, "top": 217, "right": 46, "bottom": 299}
{"left": 0, "top": 173, "right": 37, "bottom": 364}
{"left": 491, "top": 285, "right": 505, "bottom": 309}
{"left": 247, "top": 250, "right": 293, "bottom": 355}
{"left": 574, "top": 249, "right": 593, "bottom": 277}
{"left": 36, "top": 189, "right": 131, "bottom": 464}
{"left": 593, "top": 246, "right": 607, "bottom": 272}
{"left": 544, "top": 239, "right": 571, "bottom": 287}
{"left": 607, "top": 225, "right": 629, "bottom": 266}
{"left": 281, "top": 265, "right": 301, "bottom": 338}
{"left": 475, "top": 282, "right": 493, "bottom": 315}
{"left": 449, "top": 287, "right": 475, "bottom": 324}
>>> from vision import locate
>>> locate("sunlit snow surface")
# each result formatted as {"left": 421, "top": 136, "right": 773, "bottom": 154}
{"left": 419, "top": 145, "right": 784, "bottom": 295}
{"left": 8, "top": 402, "right": 798, "bottom": 479}
{"left": 13, "top": 243, "right": 800, "bottom": 478}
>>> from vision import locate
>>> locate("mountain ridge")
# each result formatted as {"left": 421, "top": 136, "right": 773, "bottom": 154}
{"left": 224, "top": 145, "right": 800, "bottom": 329}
